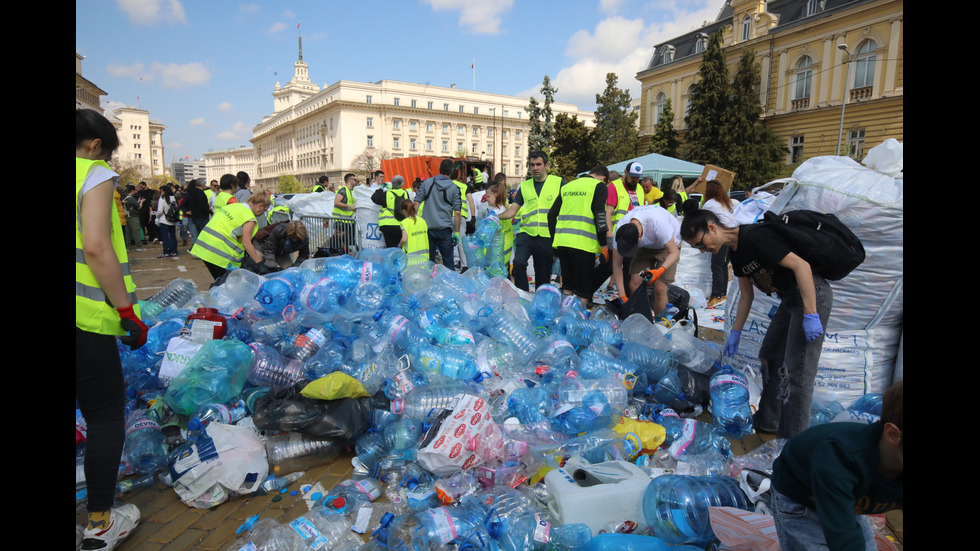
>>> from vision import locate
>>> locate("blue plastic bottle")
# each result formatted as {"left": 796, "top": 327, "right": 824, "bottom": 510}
{"left": 642, "top": 475, "right": 751, "bottom": 545}
{"left": 709, "top": 366, "right": 754, "bottom": 438}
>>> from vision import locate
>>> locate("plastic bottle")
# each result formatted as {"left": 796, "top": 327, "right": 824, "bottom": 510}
{"left": 254, "top": 471, "right": 305, "bottom": 495}
{"left": 709, "top": 366, "right": 754, "bottom": 438}
{"left": 642, "top": 474, "right": 752, "bottom": 544}
{"left": 851, "top": 393, "right": 884, "bottom": 416}
{"left": 390, "top": 380, "right": 468, "bottom": 421}
{"left": 412, "top": 502, "right": 490, "bottom": 549}
{"left": 497, "top": 513, "right": 592, "bottom": 551}
{"left": 115, "top": 473, "right": 156, "bottom": 496}
{"left": 414, "top": 343, "right": 482, "bottom": 381}
{"left": 292, "top": 500, "right": 353, "bottom": 549}
{"left": 577, "top": 533, "right": 694, "bottom": 551}
{"left": 123, "top": 411, "right": 168, "bottom": 474}
{"left": 181, "top": 308, "right": 227, "bottom": 342}
{"left": 193, "top": 398, "right": 247, "bottom": 425}
{"left": 265, "top": 433, "right": 344, "bottom": 475}
{"left": 352, "top": 431, "right": 389, "bottom": 475}
{"left": 578, "top": 350, "right": 638, "bottom": 379}
{"left": 810, "top": 400, "right": 846, "bottom": 427}
{"left": 618, "top": 343, "right": 678, "bottom": 385}
{"left": 383, "top": 417, "right": 425, "bottom": 460}
{"left": 506, "top": 386, "right": 554, "bottom": 424}
{"left": 652, "top": 407, "right": 732, "bottom": 462}
{"left": 286, "top": 326, "right": 330, "bottom": 362}
{"left": 620, "top": 313, "right": 671, "bottom": 352}
{"left": 664, "top": 327, "right": 720, "bottom": 373}
{"left": 247, "top": 342, "right": 304, "bottom": 389}
{"left": 163, "top": 339, "right": 253, "bottom": 415}
{"left": 296, "top": 278, "right": 344, "bottom": 314}
{"left": 527, "top": 284, "right": 563, "bottom": 329}
{"left": 140, "top": 278, "right": 196, "bottom": 321}
{"left": 254, "top": 276, "right": 297, "bottom": 315}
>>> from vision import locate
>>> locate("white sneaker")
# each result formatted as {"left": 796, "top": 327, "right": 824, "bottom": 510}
{"left": 82, "top": 504, "right": 141, "bottom": 551}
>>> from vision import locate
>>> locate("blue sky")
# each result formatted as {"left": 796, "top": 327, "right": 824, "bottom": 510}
{"left": 76, "top": 0, "right": 722, "bottom": 164}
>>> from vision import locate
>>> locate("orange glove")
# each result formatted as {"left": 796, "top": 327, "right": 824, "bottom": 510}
{"left": 640, "top": 267, "right": 666, "bottom": 286}
{"left": 600, "top": 247, "right": 610, "bottom": 263}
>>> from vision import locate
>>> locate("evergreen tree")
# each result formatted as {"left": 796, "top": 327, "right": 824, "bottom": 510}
{"left": 592, "top": 72, "right": 638, "bottom": 165}
{"left": 647, "top": 98, "right": 680, "bottom": 158}
{"left": 540, "top": 75, "right": 557, "bottom": 152}
{"left": 726, "top": 48, "right": 785, "bottom": 189}
{"left": 684, "top": 31, "right": 731, "bottom": 167}
{"left": 550, "top": 113, "right": 594, "bottom": 179}
{"left": 525, "top": 96, "right": 546, "bottom": 156}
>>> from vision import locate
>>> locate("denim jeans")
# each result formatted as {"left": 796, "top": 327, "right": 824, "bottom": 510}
{"left": 160, "top": 224, "right": 178, "bottom": 255}
{"left": 756, "top": 275, "right": 833, "bottom": 438}
{"left": 428, "top": 227, "right": 455, "bottom": 270}
{"left": 771, "top": 489, "right": 875, "bottom": 550}
{"left": 710, "top": 244, "right": 730, "bottom": 298}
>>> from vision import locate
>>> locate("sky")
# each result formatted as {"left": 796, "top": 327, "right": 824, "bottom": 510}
{"left": 76, "top": 0, "right": 723, "bottom": 164}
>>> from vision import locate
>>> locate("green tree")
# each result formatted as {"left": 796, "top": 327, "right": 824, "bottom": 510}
{"left": 277, "top": 174, "right": 303, "bottom": 193}
{"left": 110, "top": 159, "right": 149, "bottom": 187}
{"left": 591, "top": 72, "right": 638, "bottom": 165}
{"left": 550, "top": 113, "right": 594, "bottom": 179}
{"left": 647, "top": 98, "right": 680, "bottom": 158}
{"left": 725, "top": 48, "right": 785, "bottom": 189}
{"left": 540, "top": 75, "right": 557, "bottom": 152}
{"left": 525, "top": 96, "right": 545, "bottom": 157}
{"left": 684, "top": 31, "right": 731, "bottom": 166}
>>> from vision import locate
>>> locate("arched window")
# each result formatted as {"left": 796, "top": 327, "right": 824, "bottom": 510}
{"left": 742, "top": 16, "right": 751, "bottom": 41}
{"left": 794, "top": 56, "right": 813, "bottom": 100}
{"left": 695, "top": 34, "right": 708, "bottom": 54}
{"left": 654, "top": 93, "right": 666, "bottom": 125}
{"left": 853, "top": 40, "right": 877, "bottom": 89}
{"left": 661, "top": 46, "right": 674, "bottom": 64}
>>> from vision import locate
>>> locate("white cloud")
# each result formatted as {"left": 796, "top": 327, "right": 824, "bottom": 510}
{"left": 116, "top": 0, "right": 187, "bottom": 25}
{"left": 268, "top": 22, "right": 287, "bottom": 34}
{"left": 216, "top": 121, "right": 252, "bottom": 141}
{"left": 190, "top": 117, "right": 206, "bottom": 126}
{"left": 422, "top": 0, "right": 514, "bottom": 35}
{"left": 599, "top": 0, "right": 627, "bottom": 15}
{"left": 217, "top": 102, "right": 233, "bottom": 112}
{"left": 106, "top": 60, "right": 211, "bottom": 89}
{"left": 240, "top": 4, "right": 259, "bottom": 14}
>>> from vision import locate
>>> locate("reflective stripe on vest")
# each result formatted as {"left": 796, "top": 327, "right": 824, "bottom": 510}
{"left": 553, "top": 177, "right": 601, "bottom": 253}
{"left": 76, "top": 157, "right": 140, "bottom": 335}
{"left": 190, "top": 203, "right": 256, "bottom": 268}
{"left": 332, "top": 185, "right": 355, "bottom": 218}
{"left": 379, "top": 188, "right": 408, "bottom": 226}
{"left": 453, "top": 181, "right": 469, "bottom": 219}
{"left": 610, "top": 178, "right": 646, "bottom": 227}
{"left": 518, "top": 175, "right": 561, "bottom": 238}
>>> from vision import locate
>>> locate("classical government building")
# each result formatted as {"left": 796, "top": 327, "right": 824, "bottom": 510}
{"left": 248, "top": 39, "right": 595, "bottom": 191}
{"left": 636, "top": 0, "right": 902, "bottom": 167}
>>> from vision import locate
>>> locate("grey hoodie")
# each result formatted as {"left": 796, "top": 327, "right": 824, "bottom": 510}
{"left": 416, "top": 174, "right": 462, "bottom": 230}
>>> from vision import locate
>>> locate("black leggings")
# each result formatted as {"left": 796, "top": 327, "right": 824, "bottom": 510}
{"left": 76, "top": 327, "right": 126, "bottom": 512}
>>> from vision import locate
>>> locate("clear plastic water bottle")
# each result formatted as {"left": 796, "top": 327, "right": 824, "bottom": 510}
{"left": 664, "top": 327, "right": 719, "bottom": 373}
{"left": 620, "top": 313, "right": 671, "bottom": 351}
{"left": 578, "top": 350, "right": 638, "bottom": 379}
{"left": 506, "top": 386, "right": 554, "bottom": 424}
{"left": 528, "top": 284, "right": 563, "bottom": 328}
{"left": 642, "top": 474, "right": 751, "bottom": 545}
{"left": 193, "top": 398, "right": 247, "bottom": 425}
{"left": 619, "top": 343, "right": 678, "bottom": 385}
{"left": 653, "top": 406, "right": 732, "bottom": 462}
{"left": 141, "top": 278, "right": 196, "bottom": 321}
{"left": 414, "top": 343, "right": 482, "bottom": 381}
{"left": 265, "top": 433, "right": 344, "bottom": 475}
{"left": 247, "top": 342, "right": 304, "bottom": 389}
{"left": 124, "top": 412, "right": 168, "bottom": 474}
{"left": 390, "top": 380, "right": 468, "bottom": 421}
{"left": 497, "top": 512, "right": 591, "bottom": 551}
{"left": 851, "top": 393, "right": 884, "bottom": 416}
{"left": 254, "top": 276, "right": 297, "bottom": 314}
{"left": 810, "top": 400, "right": 846, "bottom": 427}
{"left": 296, "top": 278, "right": 344, "bottom": 314}
{"left": 709, "top": 366, "right": 754, "bottom": 438}
{"left": 286, "top": 327, "right": 330, "bottom": 362}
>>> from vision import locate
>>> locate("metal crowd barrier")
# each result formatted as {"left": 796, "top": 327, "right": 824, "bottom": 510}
{"left": 300, "top": 214, "right": 361, "bottom": 256}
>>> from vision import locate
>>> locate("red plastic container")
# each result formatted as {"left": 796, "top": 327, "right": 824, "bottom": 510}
{"left": 182, "top": 308, "right": 227, "bottom": 342}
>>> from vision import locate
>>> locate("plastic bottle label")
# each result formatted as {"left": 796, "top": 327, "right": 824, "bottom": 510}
{"left": 393, "top": 371, "right": 415, "bottom": 395}
{"left": 182, "top": 319, "right": 221, "bottom": 343}
{"left": 667, "top": 419, "right": 698, "bottom": 458}
{"left": 711, "top": 372, "right": 748, "bottom": 390}
{"left": 361, "top": 262, "right": 374, "bottom": 284}
{"left": 426, "top": 507, "right": 458, "bottom": 543}
{"left": 289, "top": 517, "right": 328, "bottom": 549}
{"left": 532, "top": 514, "right": 551, "bottom": 544}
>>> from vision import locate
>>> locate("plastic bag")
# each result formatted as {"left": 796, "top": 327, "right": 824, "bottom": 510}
{"left": 251, "top": 385, "right": 370, "bottom": 443}
{"left": 168, "top": 422, "right": 267, "bottom": 509}
{"left": 417, "top": 394, "right": 496, "bottom": 477}
{"left": 300, "top": 372, "right": 371, "bottom": 400}
{"left": 164, "top": 339, "right": 252, "bottom": 415}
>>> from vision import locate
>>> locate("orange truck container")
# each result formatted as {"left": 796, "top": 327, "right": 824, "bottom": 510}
{"left": 382, "top": 156, "right": 493, "bottom": 185}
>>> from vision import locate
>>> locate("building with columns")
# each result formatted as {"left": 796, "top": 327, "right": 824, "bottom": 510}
{"left": 250, "top": 38, "right": 594, "bottom": 191}
{"left": 202, "top": 146, "right": 257, "bottom": 185}
{"left": 106, "top": 107, "right": 168, "bottom": 177}
{"left": 636, "top": 0, "right": 902, "bottom": 167}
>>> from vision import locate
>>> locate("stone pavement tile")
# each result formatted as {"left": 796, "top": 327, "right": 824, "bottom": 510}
{"left": 158, "top": 528, "right": 207, "bottom": 551}
{"left": 192, "top": 500, "right": 243, "bottom": 531}
{"left": 148, "top": 509, "right": 208, "bottom": 544}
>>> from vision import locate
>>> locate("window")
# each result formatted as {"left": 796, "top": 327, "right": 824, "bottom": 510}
{"left": 473, "top": 107, "right": 479, "bottom": 115}
{"left": 803, "top": 0, "right": 822, "bottom": 17}
{"left": 442, "top": 140, "right": 449, "bottom": 152}
{"left": 366, "top": 95, "right": 373, "bottom": 104}
{"left": 394, "top": 97, "right": 400, "bottom": 106}
{"left": 473, "top": 127, "right": 479, "bottom": 137}
{"left": 487, "top": 128, "right": 494, "bottom": 138}
{"left": 428, "top": 101, "right": 434, "bottom": 109}
{"left": 393, "top": 137, "right": 400, "bottom": 149}
{"left": 367, "top": 135, "right": 374, "bottom": 147}
{"left": 366, "top": 117, "right": 374, "bottom": 127}
{"left": 517, "top": 112, "right": 522, "bottom": 119}
{"left": 695, "top": 34, "right": 707, "bottom": 54}
{"left": 503, "top": 110, "right": 509, "bottom": 118}
{"left": 516, "top": 130, "right": 522, "bottom": 140}
{"left": 790, "top": 136, "right": 804, "bottom": 164}
{"left": 847, "top": 129, "right": 866, "bottom": 159}
{"left": 444, "top": 103, "right": 450, "bottom": 111}
{"left": 410, "top": 138, "right": 417, "bottom": 150}
{"left": 411, "top": 99, "right": 418, "bottom": 108}
{"left": 393, "top": 120, "right": 401, "bottom": 130}
{"left": 853, "top": 40, "right": 877, "bottom": 89}
{"left": 654, "top": 93, "right": 666, "bottom": 125}
{"left": 410, "top": 121, "right": 417, "bottom": 131}
{"left": 741, "top": 16, "right": 750, "bottom": 41}
{"left": 502, "top": 145, "right": 508, "bottom": 157}
{"left": 458, "top": 125, "right": 465, "bottom": 136}
{"left": 502, "top": 163, "right": 508, "bottom": 174}
{"left": 794, "top": 56, "right": 813, "bottom": 101}
{"left": 459, "top": 105, "right": 465, "bottom": 113}
{"left": 472, "top": 143, "right": 478, "bottom": 154}
{"left": 457, "top": 141, "right": 464, "bottom": 152}
{"left": 426, "top": 139, "right": 433, "bottom": 151}
{"left": 443, "top": 123, "right": 450, "bottom": 134}
{"left": 661, "top": 46, "right": 674, "bottom": 64}
{"left": 515, "top": 146, "right": 521, "bottom": 157}
{"left": 502, "top": 130, "right": 509, "bottom": 139}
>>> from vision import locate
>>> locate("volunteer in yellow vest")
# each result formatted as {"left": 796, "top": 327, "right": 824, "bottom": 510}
{"left": 213, "top": 173, "right": 240, "bottom": 211}
{"left": 312, "top": 174, "right": 329, "bottom": 193}
{"left": 190, "top": 193, "right": 271, "bottom": 280}
{"left": 333, "top": 173, "right": 357, "bottom": 248}
{"left": 499, "top": 150, "right": 564, "bottom": 292}
{"left": 380, "top": 175, "right": 411, "bottom": 248}
{"left": 205, "top": 179, "right": 218, "bottom": 213}
{"left": 552, "top": 166, "right": 610, "bottom": 308}
{"left": 76, "top": 109, "right": 147, "bottom": 551}
{"left": 486, "top": 175, "right": 515, "bottom": 271}
{"left": 605, "top": 161, "right": 647, "bottom": 237}
{"left": 668, "top": 175, "right": 690, "bottom": 215}
{"left": 399, "top": 198, "right": 430, "bottom": 266}
{"left": 452, "top": 169, "right": 475, "bottom": 269}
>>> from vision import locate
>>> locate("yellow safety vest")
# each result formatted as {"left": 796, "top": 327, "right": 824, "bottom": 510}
{"left": 379, "top": 188, "right": 409, "bottom": 227}
{"left": 453, "top": 180, "right": 470, "bottom": 219}
{"left": 190, "top": 203, "right": 257, "bottom": 268}
{"left": 553, "top": 177, "right": 602, "bottom": 254}
{"left": 76, "top": 158, "right": 140, "bottom": 335}
{"left": 518, "top": 175, "right": 562, "bottom": 238}
{"left": 213, "top": 191, "right": 235, "bottom": 211}
{"left": 401, "top": 215, "right": 430, "bottom": 265}
{"left": 668, "top": 191, "right": 688, "bottom": 215}
{"left": 332, "top": 185, "right": 355, "bottom": 218}
{"left": 610, "top": 178, "right": 646, "bottom": 227}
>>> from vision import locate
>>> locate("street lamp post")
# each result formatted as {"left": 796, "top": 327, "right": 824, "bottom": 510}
{"left": 836, "top": 43, "right": 852, "bottom": 156}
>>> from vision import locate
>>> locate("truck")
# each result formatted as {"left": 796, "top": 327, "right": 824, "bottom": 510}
{"left": 380, "top": 155, "right": 493, "bottom": 187}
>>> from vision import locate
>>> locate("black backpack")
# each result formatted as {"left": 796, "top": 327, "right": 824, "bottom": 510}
{"left": 761, "top": 209, "right": 865, "bottom": 281}
{"left": 164, "top": 197, "right": 181, "bottom": 223}
{"left": 371, "top": 188, "right": 408, "bottom": 222}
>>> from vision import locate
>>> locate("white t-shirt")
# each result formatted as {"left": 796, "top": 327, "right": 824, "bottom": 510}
{"left": 702, "top": 198, "right": 737, "bottom": 228}
{"left": 612, "top": 204, "right": 681, "bottom": 251}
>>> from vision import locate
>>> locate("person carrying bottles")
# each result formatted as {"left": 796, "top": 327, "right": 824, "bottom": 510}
{"left": 552, "top": 166, "right": 610, "bottom": 308}
{"left": 498, "top": 150, "right": 563, "bottom": 291}
{"left": 76, "top": 108, "right": 148, "bottom": 551}
{"left": 679, "top": 208, "right": 833, "bottom": 438}
{"left": 378, "top": 175, "right": 411, "bottom": 248}
{"left": 190, "top": 192, "right": 271, "bottom": 281}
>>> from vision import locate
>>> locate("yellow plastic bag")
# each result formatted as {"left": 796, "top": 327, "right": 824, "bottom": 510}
{"left": 612, "top": 417, "right": 666, "bottom": 458}
{"left": 300, "top": 372, "right": 370, "bottom": 400}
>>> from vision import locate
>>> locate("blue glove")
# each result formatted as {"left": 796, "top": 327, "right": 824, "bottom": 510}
{"left": 724, "top": 329, "right": 742, "bottom": 357}
{"left": 803, "top": 313, "right": 823, "bottom": 342}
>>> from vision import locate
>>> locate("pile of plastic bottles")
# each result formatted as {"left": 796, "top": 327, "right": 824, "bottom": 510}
{"left": 72, "top": 246, "right": 887, "bottom": 550}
